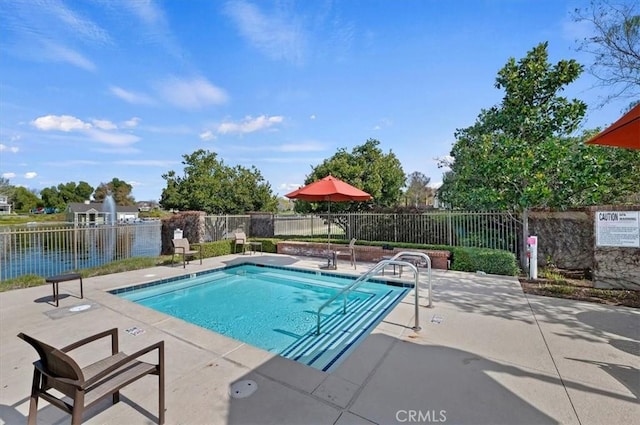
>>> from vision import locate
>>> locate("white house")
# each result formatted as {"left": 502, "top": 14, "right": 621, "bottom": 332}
{"left": 0, "top": 195, "right": 11, "bottom": 214}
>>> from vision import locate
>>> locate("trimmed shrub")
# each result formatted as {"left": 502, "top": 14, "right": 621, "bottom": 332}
{"left": 450, "top": 247, "right": 519, "bottom": 276}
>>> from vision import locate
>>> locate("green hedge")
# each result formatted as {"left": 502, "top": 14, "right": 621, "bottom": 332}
{"left": 198, "top": 238, "right": 279, "bottom": 258}
{"left": 449, "top": 247, "right": 519, "bottom": 276}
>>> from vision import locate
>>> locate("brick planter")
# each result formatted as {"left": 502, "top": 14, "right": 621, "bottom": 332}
{"left": 277, "top": 241, "right": 450, "bottom": 270}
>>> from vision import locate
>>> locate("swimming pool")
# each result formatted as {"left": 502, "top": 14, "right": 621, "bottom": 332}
{"left": 112, "top": 264, "right": 409, "bottom": 372}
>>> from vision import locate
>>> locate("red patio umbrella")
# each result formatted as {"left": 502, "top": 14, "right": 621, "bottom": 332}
{"left": 285, "top": 175, "right": 372, "bottom": 256}
{"left": 586, "top": 104, "right": 640, "bottom": 149}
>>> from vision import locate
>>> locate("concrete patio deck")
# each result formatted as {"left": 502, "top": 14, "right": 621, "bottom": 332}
{"left": 1, "top": 253, "right": 638, "bottom": 425}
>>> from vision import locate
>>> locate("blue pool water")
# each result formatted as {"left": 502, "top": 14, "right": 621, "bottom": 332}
{"left": 113, "top": 264, "right": 409, "bottom": 371}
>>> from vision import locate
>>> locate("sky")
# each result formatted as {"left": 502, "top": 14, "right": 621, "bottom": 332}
{"left": 0, "top": 0, "right": 634, "bottom": 203}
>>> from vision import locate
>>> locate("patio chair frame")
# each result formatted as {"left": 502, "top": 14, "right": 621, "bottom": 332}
{"left": 17, "top": 328, "right": 165, "bottom": 425}
{"left": 233, "top": 232, "right": 251, "bottom": 254}
{"left": 335, "top": 238, "right": 357, "bottom": 269}
{"left": 172, "top": 238, "right": 202, "bottom": 268}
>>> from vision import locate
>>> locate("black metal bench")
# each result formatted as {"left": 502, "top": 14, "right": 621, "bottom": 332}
{"left": 45, "top": 273, "right": 83, "bottom": 307}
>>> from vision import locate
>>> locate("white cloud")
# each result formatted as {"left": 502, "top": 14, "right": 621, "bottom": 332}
{"left": 119, "top": 0, "right": 183, "bottom": 59}
{"left": 199, "top": 130, "right": 215, "bottom": 141}
{"left": 93, "top": 147, "right": 141, "bottom": 154}
{"left": 157, "top": 77, "right": 228, "bottom": 109}
{"left": 44, "top": 160, "right": 99, "bottom": 166}
{"left": 373, "top": 117, "right": 393, "bottom": 130}
{"left": 0, "top": 144, "right": 20, "bottom": 153}
{"left": 310, "top": 114, "right": 316, "bottom": 120}
{"left": 51, "top": 2, "right": 111, "bottom": 44}
{"left": 92, "top": 119, "right": 117, "bottom": 130}
{"left": 86, "top": 129, "right": 140, "bottom": 146}
{"left": 32, "top": 115, "right": 91, "bottom": 132}
{"left": 24, "top": 172, "right": 37, "bottom": 179}
{"left": 278, "top": 182, "right": 303, "bottom": 191}
{"left": 45, "top": 42, "right": 96, "bottom": 71}
{"left": 32, "top": 114, "right": 139, "bottom": 146}
{"left": 2, "top": 172, "right": 16, "bottom": 179}
{"left": 217, "top": 115, "right": 284, "bottom": 134}
{"left": 122, "top": 117, "right": 141, "bottom": 128}
{"left": 224, "top": 0, "right": 306, "bottom": 64}
{"left": 277, "top": 142, "right": 323, "bottom": 152}
{"left": 110, "top": 86, "right": 154, "bottom": 105}
{"left": 116, "top": 160, "right": 180, "bottom": 167}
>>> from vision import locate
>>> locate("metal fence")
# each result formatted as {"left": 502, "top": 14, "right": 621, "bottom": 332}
{"left": 274, "top": 215, "right": 344, "bottom": 237}
{"left": 274, "top": 211, "right": 521, "bottom": 254}
{"left": 202, "top": 215, "right": 251, "bottom": 241}
{"left": 0, "top": 222, "right": 161, "bottom": 281}
{"left": 2, "top": 211, "right": 521, "bottom": 281}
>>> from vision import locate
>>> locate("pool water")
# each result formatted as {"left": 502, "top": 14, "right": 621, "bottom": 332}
{"left": 114, "top": 264, "right": 408, "bottom": 372}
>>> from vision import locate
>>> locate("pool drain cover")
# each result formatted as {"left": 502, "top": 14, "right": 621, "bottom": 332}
{"left": 69, "top": 304, "right": 91, "bottom": 312}
{"left": 229, "top": 380, "right": 257, "bottom": 399}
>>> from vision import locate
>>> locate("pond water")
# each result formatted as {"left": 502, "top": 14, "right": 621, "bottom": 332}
{"left": 0, "top": 222, "right": 161, "bottom": 280}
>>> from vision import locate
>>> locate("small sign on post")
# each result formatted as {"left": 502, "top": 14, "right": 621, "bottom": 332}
{"left": 527, "top": 235, "right": 538, "bottom": 280}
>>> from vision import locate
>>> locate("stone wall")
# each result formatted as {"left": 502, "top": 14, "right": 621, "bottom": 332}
{"left": 589, "top": 206, "right": 640, "bottom": 290}
{"left": 528, "top": 209, "right": 593, "bottom": 269}
{"left": 593, "top": 247, "right": 640, "bottom": 290}
{"left": 160, "top": 211, "right": 205, "bottom": 255}
{"left": 249, "top": 212, "right": 274, "bottom": 238}
{"left": 529, "top": 206, "right": 639, "bottom": 290}
{"left": 277, "top": 241, "right": 450, "bottom": 270}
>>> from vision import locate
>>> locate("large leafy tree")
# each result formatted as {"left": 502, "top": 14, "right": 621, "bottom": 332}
{"left": 573, "top": 0, "right": 640, "bottom": 103}
{"left": 94, "top": 178, "right": 135, "bottom": 205}
{"left": 440, "top": 42, "right": 581, "bottom": 210}
{"left": 0, "top": 177, "right": 10, "bottom": 195}
{"left": 294, "top": 139, "right": 405, "bottom": 214}
{"left": 404, "top": 171, "right": 433, "bottom": 207}
{"left": 440, "top": 42, "right": 640, "bottom": 210}
{"left": 40, "top": 181, "right": 95, "bottom": 210}
{"left": 11, "top": 187, "right": 42, "bottom": 213}
{"left": 160, "top": 149, "right": 277, "bottom": 214}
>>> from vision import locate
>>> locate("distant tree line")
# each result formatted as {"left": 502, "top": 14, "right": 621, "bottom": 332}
{"left": 0, "top": 177, "right": 136, "bottom": 213}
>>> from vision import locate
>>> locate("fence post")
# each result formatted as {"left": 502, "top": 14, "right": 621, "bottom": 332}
{"left": 521, "top": 208, "right": 529, "bottom": 270}
{"left": 447, "top": 210, "right": 452, "bottom": 246}
{"left": 73, "top": 226, "right": 78, "bottom": 271}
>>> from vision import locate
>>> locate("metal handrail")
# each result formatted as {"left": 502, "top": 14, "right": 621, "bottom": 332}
{"left": 389, "top": 251, "right": 432, "bottom": 308}
{"left": 315, "top": 251, "right": 432, "bottom": 335}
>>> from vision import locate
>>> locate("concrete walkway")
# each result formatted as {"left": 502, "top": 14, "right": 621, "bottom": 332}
{"left": 0, "top": 254, "right": 638, "bottom": 425}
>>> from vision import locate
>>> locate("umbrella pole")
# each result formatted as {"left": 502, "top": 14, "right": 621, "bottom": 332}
{"left": 327, "top": 200, "right": 331, "bottom": 253}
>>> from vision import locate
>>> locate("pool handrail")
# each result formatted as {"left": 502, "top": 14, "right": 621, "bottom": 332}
{"left": 316, "top": 251, "right": 432, "bottom": 335}
{"left": 389, "top": 251, "right": 432, "bottom": 309}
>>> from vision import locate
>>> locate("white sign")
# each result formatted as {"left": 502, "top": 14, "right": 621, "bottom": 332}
{"left": 595, "top": 211, "right": 640, "bottom": 247}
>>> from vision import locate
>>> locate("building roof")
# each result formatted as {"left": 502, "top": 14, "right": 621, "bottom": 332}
{"left": 67, "top": 202, "right": 139, "bottom": 213}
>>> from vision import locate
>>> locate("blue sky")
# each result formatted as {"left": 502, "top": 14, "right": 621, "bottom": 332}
{"left": 0, "top": 0, "right": 633, "bottom": 202}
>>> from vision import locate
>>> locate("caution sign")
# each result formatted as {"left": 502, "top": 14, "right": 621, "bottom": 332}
{"left": 595, "top": 211, "right": 640, "bottom": 247}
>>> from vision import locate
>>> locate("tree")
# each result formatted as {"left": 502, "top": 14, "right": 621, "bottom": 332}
{"left": 0, "top": 177, "right": 10, "bottom": 195}
{"left": 40, "top": 181, "right": 95, "bottom": 210}
{"left": 573, "top": 0, "right": 640, "bottom": 103}
{"left": 94, "top": 178, "right": 134, "bottom": 205}
{"left": 440, "top": 42, "right": 640, "bottom": 210}
{"left": 294, "top": 139, "right": 405, "bottom": 214}
{"left": 160, "top": 149, "right": 278, "bottom": 214}
{"left": 11, "top": 187, "right": 42, "bottom": 213}
{"left": 40, "top": 187, "right": 65, "bottom": 210}
{"left": 404, "top": 171, "right": 433, "bottom": 207}
{"left": 439, "top": 42, "right": 589, "bottom": 210}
